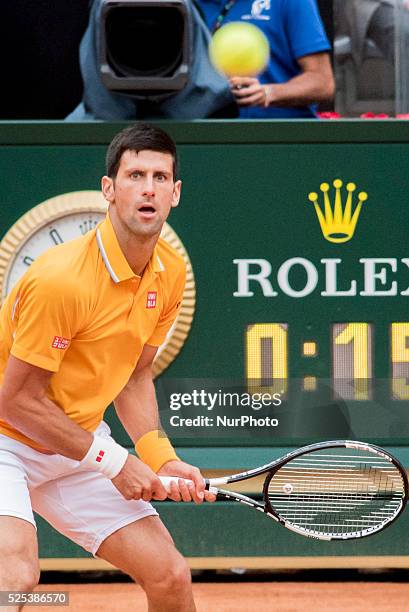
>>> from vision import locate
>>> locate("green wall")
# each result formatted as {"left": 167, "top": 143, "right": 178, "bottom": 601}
{"left": 2, "top": 120, "right": 409, "bottom": 560}
{"left": 1, "top": 121, "right": 409, "bottom": 447}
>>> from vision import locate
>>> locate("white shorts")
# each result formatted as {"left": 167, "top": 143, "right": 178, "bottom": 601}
{"left": 0, "top": 422, "right": 158, "bottom": 556}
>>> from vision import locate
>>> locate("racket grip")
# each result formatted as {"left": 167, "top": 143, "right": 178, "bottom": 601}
{"left": 159, "top": 476, "right": 194, "bottom": 493}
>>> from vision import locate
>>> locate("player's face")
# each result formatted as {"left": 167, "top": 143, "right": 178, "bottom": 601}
{"left": 102, "top": 149, "right": 181, "bottom": 238}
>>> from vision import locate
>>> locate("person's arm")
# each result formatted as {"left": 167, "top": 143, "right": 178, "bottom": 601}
{"left": 0, "top": 355, "right": 167, "bottom": 502}
{"left": 230, "top": 52, "right": 335, "bottom": 108}
{"left": 114, "top": 345, "right": 162, "bottom": 438}
{"left": 0, "top": 355, "right": 92, "bottom": 457}
{"left": 114, "top": 344, "right": 213, "bottom": 503}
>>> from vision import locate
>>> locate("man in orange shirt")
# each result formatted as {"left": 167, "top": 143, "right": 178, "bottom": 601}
{"left": 0, "top": 123, "right": 211, "bottom": 611}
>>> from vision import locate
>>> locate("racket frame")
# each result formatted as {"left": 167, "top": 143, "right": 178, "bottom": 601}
{"left": 205, "top": 440, "right": 409, "bottom": 541}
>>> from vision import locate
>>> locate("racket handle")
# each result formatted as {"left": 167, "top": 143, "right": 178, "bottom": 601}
{"left": 159, "top": 476, "right": 194, "bottom": 493}
{"left": 159, "top": 476, "right": 218, "bottom": 496}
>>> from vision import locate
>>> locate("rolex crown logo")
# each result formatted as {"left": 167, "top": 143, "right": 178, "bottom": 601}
{"left": 308, "top": 179, "right": 368, "bottom": 243}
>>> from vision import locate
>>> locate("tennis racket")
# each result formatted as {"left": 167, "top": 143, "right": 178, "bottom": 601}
{"left": 160, "top": 440, "right": 408, "bottom": 541}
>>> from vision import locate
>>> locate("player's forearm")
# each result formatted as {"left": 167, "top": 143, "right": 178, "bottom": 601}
{"left": 265, "top": 72, "right": 334, "bottom": 107}
{"left": 114, "top": 367, "right": 160, "bottom": 443}
{"left": 0, "top": 390, "right": 92, "bottom": 458}
{"left": 114, "top": 363, "right": 179, "bottom": 472}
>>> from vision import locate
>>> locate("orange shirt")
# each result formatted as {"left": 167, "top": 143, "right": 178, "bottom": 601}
{"left": 0, "top": 213, "right": 186, "bottom": 449}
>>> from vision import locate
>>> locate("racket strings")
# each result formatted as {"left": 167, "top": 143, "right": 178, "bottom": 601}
{"left": 267, "top": 448, "right": 405, "bottom": 538}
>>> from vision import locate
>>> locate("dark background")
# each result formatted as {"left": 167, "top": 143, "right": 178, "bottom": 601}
{"left": 0, "top": 0, "right": 333, "bottom": 119}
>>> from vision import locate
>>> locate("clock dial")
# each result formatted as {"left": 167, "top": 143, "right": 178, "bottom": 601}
{"left": 5, "top": 212, "right": 105, "bottom": 297}
{"left": 0, "top": 191, "right": 195, "bottom": 377}
{"left": 0, "top": 191, "right": 108, "bottom": 302}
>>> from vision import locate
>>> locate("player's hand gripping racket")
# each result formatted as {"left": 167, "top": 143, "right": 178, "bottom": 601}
{"left": 160, "top": 440, "right": 408, "bottom": 541}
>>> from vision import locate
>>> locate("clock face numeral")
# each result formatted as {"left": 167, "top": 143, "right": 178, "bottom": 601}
{"left": 49, "top": 229, "right": 64, "bottom": 245}
{"left": 23, "top": 256, "right": 34, "bottom": 267}
{"left": 79, "top": 219, "right": 99, "bottom": 235}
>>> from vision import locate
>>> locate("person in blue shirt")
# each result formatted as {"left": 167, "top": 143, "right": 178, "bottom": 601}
{"left": 197, "top": 0, "right": 335, "bottom": 118}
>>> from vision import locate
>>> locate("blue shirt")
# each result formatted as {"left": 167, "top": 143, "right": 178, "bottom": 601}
{"left": 197, "top": 0, "right": 331, "bottom": 118}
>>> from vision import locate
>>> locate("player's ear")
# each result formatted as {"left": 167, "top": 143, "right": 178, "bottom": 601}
{"left": 171, "top": 180, "right": 182, "bottom": 209}
{"left": 101, "top": 176, "right": 115, "bottom": 203}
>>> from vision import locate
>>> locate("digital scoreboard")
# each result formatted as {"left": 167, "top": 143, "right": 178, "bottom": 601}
{"left": 0, "top": 122, "right": 409, "bottom": 446}
{"left": 247, "top": 321, "right": 409, "bottom": 401}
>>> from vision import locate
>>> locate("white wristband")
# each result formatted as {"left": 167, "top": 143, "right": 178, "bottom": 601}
{"left": 80, "top": 435, "right": 128, "bottom": 479}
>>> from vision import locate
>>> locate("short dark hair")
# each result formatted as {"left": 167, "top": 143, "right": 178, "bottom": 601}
{"left": 106, "top": 123, "right": 178, "bottom": 180}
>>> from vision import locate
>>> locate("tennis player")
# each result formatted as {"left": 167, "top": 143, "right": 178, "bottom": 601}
{"left": 0, "top": 123, "right": 211, "bottom": 611}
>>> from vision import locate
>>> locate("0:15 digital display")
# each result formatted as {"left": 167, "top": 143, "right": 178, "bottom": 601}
{"left": 246, "top": 323, "right": 409, "bottom": 401}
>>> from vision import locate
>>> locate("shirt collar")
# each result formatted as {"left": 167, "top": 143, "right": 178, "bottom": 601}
{"left": 96, "top": 213, "right": 165, "bottom": 283}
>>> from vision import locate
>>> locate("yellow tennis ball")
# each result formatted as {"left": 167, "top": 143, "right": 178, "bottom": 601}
{"left": 209, "top": 22, "right": 270, "bottom": 77}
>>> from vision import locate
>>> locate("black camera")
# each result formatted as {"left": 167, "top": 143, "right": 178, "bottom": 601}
{"left": 100, "top": 0, "right": 191, "bottom": 94}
